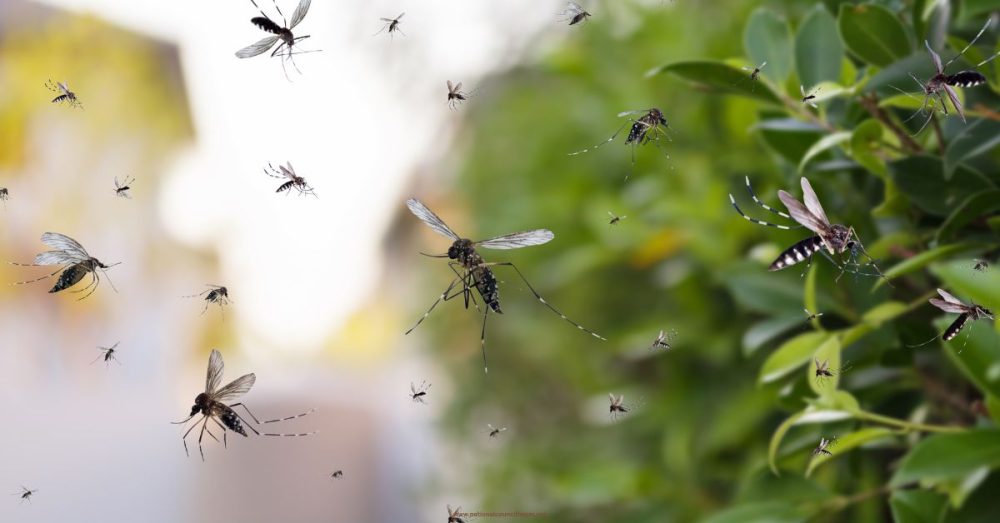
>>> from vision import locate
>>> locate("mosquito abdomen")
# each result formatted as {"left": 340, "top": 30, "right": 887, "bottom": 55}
{"left": 943, "top": 314, "right": 969, "bottom": 341}
{"left": 769, "top": 236, "right": 825, "bottom": 271}
{"left": 49, "top": 264, "right": 88, "bottom": 293}
{"left": 946, "top": 70, "right": 987, "bottom": 88}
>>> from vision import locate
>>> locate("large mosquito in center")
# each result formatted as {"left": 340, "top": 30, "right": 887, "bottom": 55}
{"left": 173, "top": 349, "right": 315, "bottom": 460}
{"left": 235, "top": 0, "right": 317, "bottom": 80}
{"left": 264, "top": 162, "right": 316, "bottom": 197}
{"left": 729, "top": 177, "right": 887, "bottom": 281}
{"left": 405, "top": 199, "right": 604, "bottom": 373}
{"left": 11, "top": 232, "right": 118, "bottom": 300}
{"left": 568, "top": 108, "right": 671, "bottom": 180}
{"left": 917, "top": 288, "right": 994, "bottom": 348}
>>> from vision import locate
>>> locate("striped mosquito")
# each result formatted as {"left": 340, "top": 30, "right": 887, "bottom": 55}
{"left": 46, "top": 80, "right": 82, "bottom": 109}
{"left": 487, "top": 423, "right": 507, "bottom": 438}
{"left": 375, "top": 12, "right": 405, "bottom": 38}
{"left": 910, "top": 288, "right": 994, "bottom": 350}
{"left": 11, "top": 232, "right": 119, "bottom": 300}
{"left": 410, "top": 380, "right": 430, "bottom": 404}
{"left": 568, "top": 108, "right": 671, "bottom": 180}
{"left": 235, "top": 0, "right": 318, "bottom": 80}
{"left": 14, "top": 486, "right": 37, "bottom": 503}
{"left": 406, "top": 199, "right": 604, "bottom": 373}
{"left": 559, "top": 2, "right": 591, "bottom": 25}
{"left": 91, "top": 342, "right": 121, "bottom": 367}
{"left": 185, "top": 285, "right": 231, "bottom": 317}
{"left": 447, "top": 505, "right": 467, "bottom": 523}
{"left": 607, "top": 211, "right": 626, "bottom": 226}
{"left": 800, "top": 85, "right": 819, "bottom": 108}
{"left": 264, "top": 162, "right": 316, "bottom": 197}
{"left": 172, "top": 349, "right": 315, "bottom": 461}
{"left": 114, "top": 176, "right": 134, "bottom": 199}
{"left": 650, "top": 329, "right": 676, "bottom": 351}
{"left": 729, "top": 176, "right": 888, "bottom": 282}
{"left": 812, "top": 437, "right": 835, "bottom": 456}
{"left": 447, "top": 81, "right": 471, "bottom": 110}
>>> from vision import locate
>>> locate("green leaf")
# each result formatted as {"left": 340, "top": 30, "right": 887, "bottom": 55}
{"left": 934, "top": 315, "right": 1000, "bottom": 400}
{"left": 935, "top": 190, "right": 1000, "bottom": 243}
{"left": 849, "top": 119, "right": 888, "bottom": 178}
{"left": 806, "top": 427, "right": 895, "bottom": 477}
{"left": 755, "top": 118, "right": 826, "bottom": 164}
{"left": 798, "top": 131, "right": 852, "bottom": 173}
{"left": 647, "top": 61, "right": 781, "bottom": 104}
{"left": 760, "top": 332, "right": 831, "bottom": 384}
{"left": 891, "top": 429, "right": 1000, "bottom": 486}
{"left": 941, "top": 472, "right": 1000, "bottom": 522}
{"left": 744, "top": 8, "right": 793, "bottom": 84}
{"left": 890, "top": 489, "right": 948, "bottom": 523}
{"left": 743, "top": 314, "right": 806, "bottom": 357}
{"left": 944, "top": 119, "right": 1000, "bottom": 179}
{"left": 837, "top": 4, "right": 912, "bottom": 67}
{"left": 875, "top": 243, "right": 987, "bottom": 289}
{"left": 889, "top": 156, "right": 996, "bottom": 217}
{"left": 701, "top": 502, "right": 808, "bottom": 523}
{"left": 795, "top": 5, "right": 844, "bottom": 88}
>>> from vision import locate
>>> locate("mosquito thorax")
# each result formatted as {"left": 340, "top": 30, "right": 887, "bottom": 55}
{"left": 972, "top": 305, "right": 994, "bottom": 320}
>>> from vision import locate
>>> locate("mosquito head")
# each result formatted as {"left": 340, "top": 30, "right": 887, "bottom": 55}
{"left": 973, "top": 305, "right": 994, "bottom": 320}
{"left": 191, "top": 392, "right": 211, "bottom": 415}
{"left": 448, "top": 239, "right": 473, "bottom": 260}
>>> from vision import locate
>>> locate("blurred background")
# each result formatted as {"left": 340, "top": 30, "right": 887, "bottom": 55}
{"left": 3, "top": 0, "right": 997, "bottom": 522}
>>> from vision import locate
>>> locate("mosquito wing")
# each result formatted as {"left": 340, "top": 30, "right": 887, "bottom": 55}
{"left": 925, "top": 40, "right": 944, "bottom": 73}
{"left": 617, "top": 110, "right": 648, "bottom": 117}
{"left": 476, "top": 229, "right": 554, "bottom": 249}
{"left": 40, "top": 232, "right": 90, "bottom": 258}
{"left": 799, "top": 178, "right": 831, "bottom": 227}
{"left": 236, "top": 36, "right": 280, "bottom": 58}
{"left": 395, "top": 12, "right": 405, "bottom": 21}
{"left": 568, "top": 2, "right": 585, "bottom": 13}
{"left": 759, "top": 61, "right": 767, "bottom": 69}
{"left": 289, "top": 0, "right": 312, "bottom": 29}
{"left": 206, "top": 349, "right": 225, "bottom": 394}
{"left": 943, "top": 84, "right": 966, "bottom": 122}
{"left": 279, "top": 162, "right": 296, "bottom": 179}
{"left": 406, "top": 199, "right": 461, "bottom": 240}
{"left": 777, "top": 191, "right": 830, "bottom": 234}
{"left": 214, "top": 373, "right": 257, "bottom": 402}
{"left": 447, "top": 80, "right": 455, "bottom": 92}
{"left": 936, "top": 288, "right": 969, "bottom": 306}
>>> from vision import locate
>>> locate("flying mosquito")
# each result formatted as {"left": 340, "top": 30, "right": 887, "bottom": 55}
{"left": 375, "top": 12, "right": 405, "bottom": 38}
{"left": 91, "top": 342, "right": 121, "bottom": 367}
{"left": 813, "top": 358, "right": 851, "bottom": 386}
{"left": 447, "top": 81, "right": 470, "bottom": 110}
{"left": 487, "top": 423, "right": 507, "bottom": 438}
{"left": 330, "top": 470, "right": 343, "bottom": 479}
{"left": 184, "top": 285, "right": 231, "bottom": 316}
{"left": 13, "top": 486, "right": 37, "bottom": 503}
{"left": 235, "top": 0, "right": 317, "bottom": 80}
{"left": 11, "top": 232, "right": 119, "bottom": 300}
{"left": 804, "top": 308, "right": 824, "bottom": 322}
{"left": 172, "top": 349, "right": 315, "bottom": 460}
{"left": 812, "top": 437, "right": 836, "bottom": 456}
{"left": 650, "top": 329, "right": 676, "bottom": 351}
{"left": 910, "top": 288, "right": 995, "bottom": 349}
{"left": 114, "top": 175, "right": 134, "bottom": 199}
{"left": 609, "top": 393, "right": 631, "bottom": 420}
{"left": 729, "top": 176, "right": 887, "bottom": 282}
{"left": 0, "top": 188, "right": 9, "bottom": 208}
{"left": 447, "top": 505, "right": 467, "bottom": 523}
{"left": 405, "top": 198, "right": 604, "bottom": 373}
{"left": 607, "top": 211, "right": 626, "bottom": 226}
{"left": 973, "top": 259, "right": 990, "bottom": 273}
{"left": 800, "top": 85, "right": 820, "bottom": 108}
{"left": 559, "top": 2, "right": 591, "bottom": 25}
{"left": 46, "top": 80, "right": 82, "bottom": 109}
{"left": 410, "top": 381, "right": 431, "bottom": 404}
{"left": 737, "top": 60, "right": 767, "bottom": 91}
{"left": 264, "top": 162, "right": 317, "bottom": 197}
{"left": 568, "top": 108, "right": 671, "bottom": 180}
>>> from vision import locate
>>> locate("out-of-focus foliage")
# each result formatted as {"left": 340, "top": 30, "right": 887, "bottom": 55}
{"left": 407, "top": 1, "right": 1000, "bottom": 521}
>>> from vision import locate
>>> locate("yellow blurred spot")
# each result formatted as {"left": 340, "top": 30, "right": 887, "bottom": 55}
{"left": 630, "top": 229, "right": 687, "bottom": 268}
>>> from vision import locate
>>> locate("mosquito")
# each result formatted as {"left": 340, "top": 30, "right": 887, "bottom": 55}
{"left": 184, "top": 285, "right": 231, "bottom": 316}
{"left": 405, "top": 199, "right": 604, "bottom": 373}
{"left": 737, "top": 60, "right": 767, "bottom": 92}
{"left": 910, "top": 288, "right": 995, "bottom": 350}
{"left": 607, "top": 211, "right": 626, "bottom": 226}
{"left": 375, "top": 12, "right": 405, "bottom": 38}
{"left": 264, "top": 162, "right": 316, "bottom": 197}
{"left": 235, "top": 0, "right": 317, "bottom": 80}
{"left": 650, "top": 329, "right": 676, "bottom": 351}
{"left": 91, "top": 342, "right": 121, "bottom": 367}
{"left": 0, "top": 188, "right": 8, "bottom": 209}
{"left": 447, "top": 81, "right": 471, "bottom": 110}
{"left": 568, "top": 108, "right": 671, "bottom": 180}
{"left": 46, "top": 80, "right": 82, "bottom": 109}
{"left": 813, "top": 358, "right": 851, "bottom": 387}
{"left": 729, "top": 177, "right": 888, "bottom": 282}
{"left": 410, "top": 381, "right": 431, "bottom": 404}
{"left": 13, "top": 486, "right": 37, "bottom": 503}
{"left": 804, "top": 308, "right": 824, "bottom": 322}
{"left": 609, "top": 393, "right": 631, "bottom": 421}
{"left": 330, "top": 470, "right": 343, "bottom": 479}
{"left": 559, "top": 2, "right": 591, "bottom": 25}
{"left": 973, "top": 259, "right": 990, "bottom": 273}
{"left": 812, "top": 437, "right": 836, "bottom": 456}
{"left": 800, "top": 85, "right": 820, "bottom": 108}
{"left": 447, "top": 505, "right": 467, "bottom": 523}
{"left": 487, "top": 423, "right": 507, "bottom": 438}
{"left": 172, "top": 349, "right": 315, "bottom": 461}
{"left": 114, "top": 175, "right": 134, "bottom": 199}
{"left": 10, "top": 232, "right": 119, "bottom": 300}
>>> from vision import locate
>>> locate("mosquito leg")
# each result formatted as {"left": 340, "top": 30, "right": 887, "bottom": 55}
{"left": 262, "top": 408, "right": 315, "bottom": 424}
{"left": 480, "top": 303, "right": 490, "bottom": 373}
{"left": 446, "top": 262, "right": 475, "bottom": 309}
{"left": 180, "top": 415, "right": 204, "bottom": 457}
{"left": 10, "top": 266, "right": 63, "bottom": 285}
{"left": 405, "top": 276, "right": 463, "bottom": 335}
{"left": 197, "top": 417, "right": 211, "bottom": 461}
{"left": 230, "top": 402, "right": 263, "bottom": 425}
{"left": 210, "top": 417, "right": 227, "bottom": 447}
{"left": 488, "top": 262, "right": 605, "bottom": 341}
{"left": 568, "top": 122, "right": 629, "bottom": 156}
{"left": 76, "top": 273, "right": 101, "bottom": 301}
{"left": 744, "top": 176, "right": 794, "bottom": 220}
{"left": 729, "top": 196, "right": 797, "bottom": 230}
{"left": 270, "top": 0, "right": 287, "bottom": 27}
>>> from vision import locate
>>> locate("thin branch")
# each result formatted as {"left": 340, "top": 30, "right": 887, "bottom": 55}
{"left": 858, "top": 93, "right": 923, "bottom": 154}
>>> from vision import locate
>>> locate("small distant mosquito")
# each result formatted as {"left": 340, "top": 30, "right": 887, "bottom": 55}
{"left": 569, "top": 108, "right": 671, "bottom": 180}
{"left": 650, "top": 329, "right": 676, "bottom": 351}
{"left": 11, "top": 232, "right": 119, "bottom": 300}
{"left": 559, "top": 2, "right": 591, "bottom": 25}
{"left": 173, "top": 349, "right": 315, "bottom": 460}
{"left": 609, "top": 393, "right": 630, "bottom": 420}
{"left": 114, "top": 175, "right": 134, "bottom": 199}
{"left": 812, "top": 437, "right": 835, "bottom": 456}
{"left": 487, "top": 423, "right": 507, "bottom": 438}
{"left": 973, "top": 259, "right": 990, "bottom": 273}
{"left": 13, "top": 486, "right": 37, "bottom": 503}
{"left": 910, "top": 288, "right": 995, "bottom": 349}
{"left": 0, "top": 188, "right": 9, "bottom": 208}
{"left": 410, "top": 381, "right": 431, "bottom": 404}
{"left": 729, "top": 177, "right": 888, "bottom": 282}
{"left": 46, "top": 80, "right": 82, "bottom": 109}
{"left": 91, "top": 342, "right": 121, "bottom": 367}
{"left": 737, "top": 60, "right": 767, "bottom": 92}
{"left": 607, "top": 211, "right": 626, "bottom": 226}
{"left": 447, "top": 505, "right": 467, "bottom": 523}
{"left": 330, "top": 470, "right": 343, "bottom": 479}
{"left": 804, "top": 308, "right": 824, "bottom": 322}
{"left": 800, "top": 85, "right": 819, "bottom": 108}
{"left": 813, "top": 358, "right": 851, "bottom": 386}
{"left": 405, "top": 199, "right": 604, "bottom": 373}
{"left": 235, "top": 0, "right": 317, "bottom": 80}
{"left": 447, "top": 81, "right": 470, "bottom": 110}
{"left": 264, "top": 162, "right": 317, "bottom": 197}
{"left": 185, "top": 285, "right": 231, "bottom": 316}
{"left": 375, "top": 12, "right": 405, "bottom": 38}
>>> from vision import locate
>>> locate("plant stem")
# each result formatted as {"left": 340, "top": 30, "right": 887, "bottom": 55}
{"left": 858, "top": 93, "right": 923, "bottom": 154}
{"left": 855, "top": 409, "right": 964, "bottom": 433}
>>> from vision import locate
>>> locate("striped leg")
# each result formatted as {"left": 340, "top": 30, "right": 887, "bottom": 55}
{"left": 729, "top": 179, "right": 800, "bottom": 230}
{"left": 744, "top": 176, "right": 796, "bottom": 221}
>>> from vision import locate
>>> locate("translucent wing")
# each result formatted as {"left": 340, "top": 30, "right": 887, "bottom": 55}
{"left": 937, "top": 288, "right": 968, "bottom": 306}
{"left": 608, "top": 393, "right": 616, "bottom": 403}
{"left": 206, "top": 349, "right": 225, "bottom": 394}
{"left": 41, "top": 232, "right": 89, "bottom": 257}
{"left": 447, "top": 80, "right": 455, "bottom": 92}
{"left": 410, "top": 382, "right": 417, "bottom": 394}
{"left": 759, "top": 61, "right": 767, "bottom": 69}
{"left": 618, "top": 110, "right": 647, "bottom": 117}
{"left": 236, "top": 36, "right": 279, "bottom": 58}
{"left": 406, "top": 199, "right": 461, "bottom": 240}
{"left": 279, "top": 162, "right": 296, "bottom": 179}
{"left": 289, "top": 0, "right": 312, "bottom": 29}
{"left": 943, "top": 84, "right": 965, "bottom": 122}
{"left": 930, "top": 298, "right": 969, "bottom": 314}
{"left": 925, "top": 40, "right": 943, "bottom": 73}
{"left": 799, "top": 178, "right": 830, "bottom": 227}
{"left": 33, "top": 250, "right": 83, "bottom": 265}
{"left": 453, "top": 82, "right": 463, "bottom": 92}
{"left": 396, "top": 12, "right": 405, "bottom": 20}
{"left": 214, "top": 373, "right": 257, "bottom": 402}
{"left": 800, "top": 85, "right": 807, "bottom": 97}
{"left": 777, "top": 191, "right": 830, "bottom": 234}
{"left": 568, "top": 1, "right": 585, "bottom": 12}
{"left": 476, "top": 229, "right": 554, "bottom": 249}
